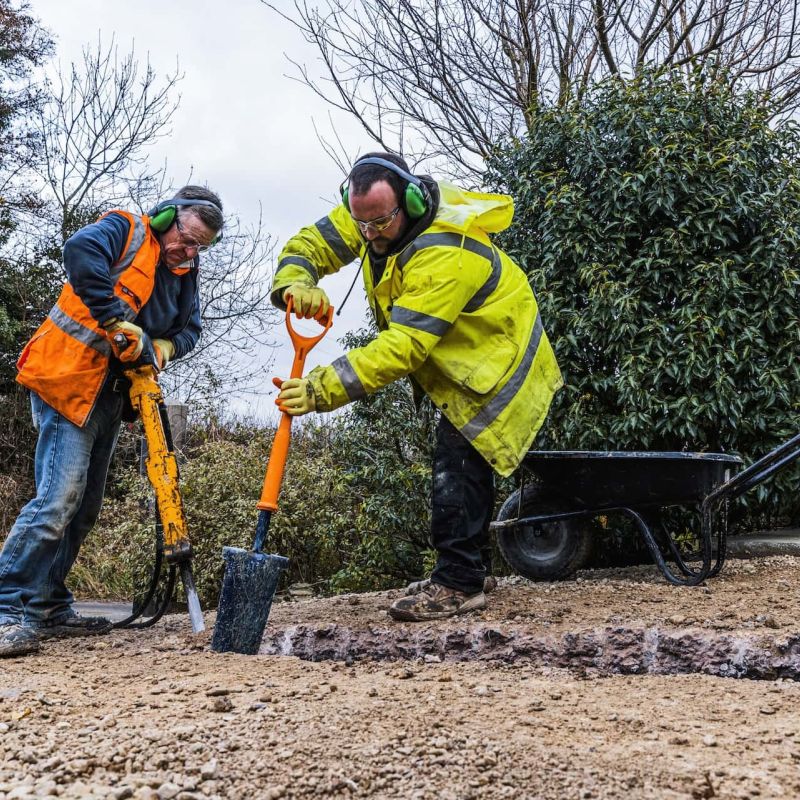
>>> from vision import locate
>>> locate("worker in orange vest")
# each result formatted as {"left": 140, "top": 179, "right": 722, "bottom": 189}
{"left": 0, "top": 185, "right": 223, "bottom": 658}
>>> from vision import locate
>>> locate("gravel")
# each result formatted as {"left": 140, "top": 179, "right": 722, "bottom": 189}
{"left": 0, "top": 556, "right": 799, "bottom": 798}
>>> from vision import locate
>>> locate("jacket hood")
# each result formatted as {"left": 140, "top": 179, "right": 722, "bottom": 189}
{"left": 435, "top": 180, "right": 514, "bottom": 234}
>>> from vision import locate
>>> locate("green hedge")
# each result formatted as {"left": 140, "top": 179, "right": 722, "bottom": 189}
{"left": 487, "top": 69, "right": 800, "bottom": 526}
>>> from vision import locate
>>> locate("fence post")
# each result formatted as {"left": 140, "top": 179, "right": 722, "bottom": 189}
{"left": 166, "top": 403, "right": 189, "bottom": 454}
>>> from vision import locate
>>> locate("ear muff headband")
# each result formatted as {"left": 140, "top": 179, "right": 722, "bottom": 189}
{"left": 148, "top": 198, "right": 223, "bottom": 244}
{"left": 340, "top": 157, "right": 430, "bottom": 220}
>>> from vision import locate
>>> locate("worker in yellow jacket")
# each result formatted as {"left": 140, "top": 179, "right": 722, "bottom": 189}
{"left": 273, "top": 153, "right": 562, "bottom": 621}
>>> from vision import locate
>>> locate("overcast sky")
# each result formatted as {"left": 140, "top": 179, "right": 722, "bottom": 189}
{"left": 30, "top": 0, "right": 375, "bottom": 418}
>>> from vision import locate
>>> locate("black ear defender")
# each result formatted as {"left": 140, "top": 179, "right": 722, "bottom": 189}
{"left": 340, "top": 157, "right": 430, "bottom": 219}
{"left": 148, "top": 198, "right": 223, "bottom": 244}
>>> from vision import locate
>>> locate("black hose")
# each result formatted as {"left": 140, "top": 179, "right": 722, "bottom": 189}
{"left": 121, "top": 566, "right": 177, "bottom": 629}
{"left": 113, "top": 505, "right": 175, "bottom": 629}
{"left": 112, "top": 545, "right": 164, "bottom": 628}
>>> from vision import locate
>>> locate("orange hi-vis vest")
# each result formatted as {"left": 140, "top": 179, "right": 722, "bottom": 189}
{"left": 16, "top": 211, "right": 162, "bottom": 427}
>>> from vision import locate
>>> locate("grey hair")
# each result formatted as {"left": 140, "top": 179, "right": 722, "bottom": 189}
{"left": 174, "top": 185, "right": 224, "bottom": 232}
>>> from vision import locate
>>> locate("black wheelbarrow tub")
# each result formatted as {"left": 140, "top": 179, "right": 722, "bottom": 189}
{"left": 522, "top": 451, "right": 743, "bottom": 510}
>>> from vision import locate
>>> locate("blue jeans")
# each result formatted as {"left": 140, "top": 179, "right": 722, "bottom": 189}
{"left": 0, "top": 381, "right": 123, "bottom": 626}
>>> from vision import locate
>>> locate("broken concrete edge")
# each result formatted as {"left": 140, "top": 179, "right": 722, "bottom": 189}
{"left": 260, "top": 623, "right": 800, "bottom": 680}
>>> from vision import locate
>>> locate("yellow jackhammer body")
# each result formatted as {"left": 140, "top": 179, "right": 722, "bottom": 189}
{"left": 126, "top": 365, "right": 205, "bottom": 633}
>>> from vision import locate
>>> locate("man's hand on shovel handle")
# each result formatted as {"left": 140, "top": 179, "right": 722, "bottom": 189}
{"left": 273, "top": 377, "right": 316, "bottom": 415}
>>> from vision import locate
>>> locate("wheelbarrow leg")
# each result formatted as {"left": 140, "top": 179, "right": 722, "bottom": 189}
{"left": 621, "top": 507, "right": 712, "bottom": 586}
{"left": 640, "top": 509, "right": 703, "bottom": 579}
{"left": 705, "top": 499, "right": 729, "bottom": 579}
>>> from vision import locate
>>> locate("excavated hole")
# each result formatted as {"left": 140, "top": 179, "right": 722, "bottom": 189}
{"left": 261, "top": 623, "right": 800, "bottom": 679}
{"left": 259, "top": 559, "right": 800, "bottom": 679}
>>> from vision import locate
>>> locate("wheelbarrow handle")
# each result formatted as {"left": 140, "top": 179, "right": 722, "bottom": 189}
{"left": 256, "top": 297, "right": 333, "bottom": 513}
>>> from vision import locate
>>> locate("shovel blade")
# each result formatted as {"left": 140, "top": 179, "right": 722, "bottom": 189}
{"left": 211, "top": 546, "right": 289, "bottom": 654}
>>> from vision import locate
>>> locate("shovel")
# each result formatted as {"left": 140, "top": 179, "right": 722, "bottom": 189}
{"left": 211, "top": 299, "right": 333, "bottom": 654}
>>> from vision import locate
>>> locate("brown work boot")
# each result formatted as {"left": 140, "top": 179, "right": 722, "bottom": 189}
{"left": 389, "top": 582, "right": 486, "bottom": 622}
{"left": 405, "top": 575, "right": 497, "bottom": 595}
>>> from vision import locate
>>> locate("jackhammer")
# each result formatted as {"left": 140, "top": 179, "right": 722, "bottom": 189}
{"left": 110, "top": 335, "right": 204, "bottom": 633}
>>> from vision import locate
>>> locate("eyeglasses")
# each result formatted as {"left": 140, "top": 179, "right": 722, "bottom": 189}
{"left": 175, "top": 215, "right": 216, "bottom": 253}
{"left": 351, "top": 207, "right": 401, "bottom": 234}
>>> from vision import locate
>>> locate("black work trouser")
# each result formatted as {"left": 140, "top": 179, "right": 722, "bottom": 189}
{"left": 429, "top": 414, "right": 495, "bottom": 595}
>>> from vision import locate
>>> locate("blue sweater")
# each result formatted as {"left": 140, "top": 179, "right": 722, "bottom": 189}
{"left": 61, "top": 213, "right": 202, "bottom": 359}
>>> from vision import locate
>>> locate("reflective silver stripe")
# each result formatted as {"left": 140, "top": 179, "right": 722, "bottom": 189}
{"left": 278, "top": 256, "right": 319, "bottom": 283}
{"left": 391, "top": 306, "right": 451, "bottom": 336}
{"left": 332, "top": 355, "right": 367, "bottom": 401}
{"left": 395, "top": 232, "right": 493, "bottom": 271}
{"left": 119, "top": 304, "right": 137, "bottom": 322}
{"left": 315, "top": 217, "right": 357, "bottom": 264}
{"left": 48, "top": 305, "right": 111, "bottom": 356}
{"left": 110, "top": 216, "right": 146, "bottom": 283}
{"left": 460, "top": 314, "right": 544, "bottom": 443}
{"left": 463, "top": 247, "right": 502, "bottom": 312}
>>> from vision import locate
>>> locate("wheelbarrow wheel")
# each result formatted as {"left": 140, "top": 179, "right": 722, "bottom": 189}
{"left": 495, "top": 485, "right": 594, "bottom": 581}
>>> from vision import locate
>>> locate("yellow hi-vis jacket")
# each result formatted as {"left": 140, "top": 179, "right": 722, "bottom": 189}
{"left": 272, "top": 181, "right": 563, "bottom": 477}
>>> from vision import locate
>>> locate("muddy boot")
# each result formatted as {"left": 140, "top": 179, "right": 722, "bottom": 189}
{"left": 37, "top": 612, "right": 113, "bottom": 640}
{"left": 405, "top": 576, "right": 497, "bottom": 595}
{"left": 389, "top": 582, "right": 486, "bottom": 622}
{"left": 0, "top": 624, "right": 40, "bottom": 657}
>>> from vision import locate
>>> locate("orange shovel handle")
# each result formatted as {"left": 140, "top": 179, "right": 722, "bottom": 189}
{"left": 256, "top": 298, "right": 333, "bottom": 512}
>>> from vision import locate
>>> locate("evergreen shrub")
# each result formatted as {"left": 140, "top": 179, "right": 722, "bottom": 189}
{"left": 487, "top": 70, "right": 800, "bottom": 526}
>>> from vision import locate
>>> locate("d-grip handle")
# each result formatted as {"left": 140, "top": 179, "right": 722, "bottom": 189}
{"left": 256, "top": 297, "right": 333, "bottom": 512}
{"left": 285, "top": 299, "right": 334, "bottom": 378}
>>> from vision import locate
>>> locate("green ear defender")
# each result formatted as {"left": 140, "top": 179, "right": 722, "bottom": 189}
{"left": 148, "top": 198, "right": 223, "bottom": 244}
{"left": 149, "top": 204, "right": 178, "bottom": 232}
{"left": 340, "top": 157, "right": 430, "bottom": 219}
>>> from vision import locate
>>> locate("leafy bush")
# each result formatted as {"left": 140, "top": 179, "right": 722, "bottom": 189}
{"left": 0, "top": 388, "right": 36, "bottom": 532}
{"left": 322, "top": 386, "right": 437, "bottom": 589}
{"left": 0, "top": 255, "right": 62, "bottom": 520}
{"left": 75, "top": 428, "right": 298, "bottom": 607}
{"left": 487, "top": 69, "right": 800, "bottom": 526}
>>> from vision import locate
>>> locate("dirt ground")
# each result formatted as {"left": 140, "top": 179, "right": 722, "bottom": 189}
{"left": 1, "top": 557, "right": 800, "bottom": 800}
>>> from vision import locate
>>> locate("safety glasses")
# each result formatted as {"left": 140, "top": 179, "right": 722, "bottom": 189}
{"left": 351, "top": 207, "right": 401, "bottom": 234}
{"left": 175, "top": 215, "right": 219, "bottom": 253}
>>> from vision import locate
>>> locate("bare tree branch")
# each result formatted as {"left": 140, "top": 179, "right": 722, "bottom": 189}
{"left": 20, "top": 35, "right": 279, "bottom": 409}
{"left": 265, "top": 0, "right": 800, "bottom": 179}
{"left": 161, "top": 210, "right": 279, "bottom": 405}
{"left": 33, "top": 35, "right": 181, "bottom": 242}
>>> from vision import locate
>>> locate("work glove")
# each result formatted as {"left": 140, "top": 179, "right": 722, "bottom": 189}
{"left": 282, "top": 284, "right": 330, "bottom": 320}
{"left": 104, "top": 319, "right": 147, "bottom": 363}
{"left": 153, "top": 339, "right": 175, "bottom": 370}
{"left": 272, "top": 376, "right": 316, "bottom": 416}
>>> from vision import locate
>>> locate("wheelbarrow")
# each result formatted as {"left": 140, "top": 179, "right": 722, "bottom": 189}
{"left": 491, "top": 433, "right": 800, "bottom": 586}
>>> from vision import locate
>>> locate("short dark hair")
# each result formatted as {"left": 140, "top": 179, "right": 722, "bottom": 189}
{"left": 349, "top": 152, "right": 411, "bottom": 202}
{"left": 174, "top": 185, "right": 224, "bottom": 232}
